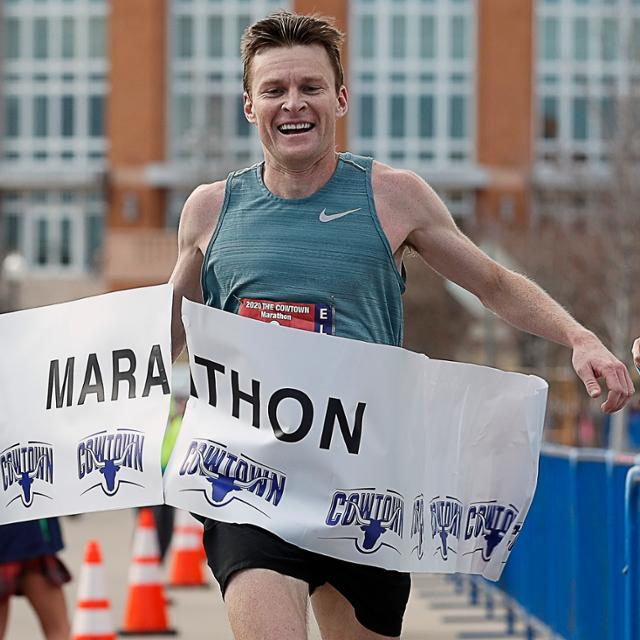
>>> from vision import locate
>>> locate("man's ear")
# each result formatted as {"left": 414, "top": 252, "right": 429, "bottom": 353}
{"left": 336, "top": 86, "right": 349, "bottom": 118}
{"left": 243, "top": 92, "right": 256, "bottom": 124}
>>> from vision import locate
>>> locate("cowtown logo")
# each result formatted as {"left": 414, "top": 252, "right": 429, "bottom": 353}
{"left": 410, "top": 494, "right": 425, "bottom": 559}
{"left": 323, "top": 488, "right": 404, "bottom": 554}
{"left": 430, "top": 495, "right": 463, "bottom": 560}
{"left": 77, "top": 428, "right": 145, "bottom": 496}
{"left": 463, "top": 500, "right": 519, "bottom": 561}
{"left": 179, "top": 438, "right": 286, "bottom": 516}
{"left": 0, "top": 441, "right": 54, "bottom": 507}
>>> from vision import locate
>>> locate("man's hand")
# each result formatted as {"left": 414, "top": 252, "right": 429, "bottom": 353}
{"left": 633, "top": 338, "right": 640, "bottom": 375}
{"left": 572, "top": 334, "right": 634, "bottom": 413}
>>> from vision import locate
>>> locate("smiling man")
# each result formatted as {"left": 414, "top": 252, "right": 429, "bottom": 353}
{"left": 168, "top": 11, "right": 633, "bottom": 640}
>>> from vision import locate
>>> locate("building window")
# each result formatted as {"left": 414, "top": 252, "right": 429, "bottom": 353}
{"left": 176, "top": 15, "right": 194, "bottom": 58}
{"left": 207, "top": 16, "right": 224, "bottom": 57}
{"left": 33, "top": 18, "right": 49, "bottom": 59}
{"left": 36, "top": 218, "right": 49, "bottom": 266}
{"left": 89, "top": 95, "right": 104, "bottom": 137}
{"left": 573, "top": 18, "right": 588, "bottom": 61}
{"left": 360, "top": 15, "right": 375, "bottom": 59}
{"left": 3, "top": 214, "right": 21, "bottom": 252}
{"left": 449, "top": 95, "right": 466, "bottom": 139}
{"left": 4, "top": 96, "right": 20, "bottom": 138}
{"left": 4, "top": 18, "right": 20, "bottom": 59}
{"left": 391, "top": 15, "right": 406, "bottom": 59}
{"left": 572, "top": 97, "right": 588, "bottom": 140}
{"left": 601, "top": 18, "right": 618, "bottom": 61}
{"left": 359, "top": 95, "right": 375, "bottom": 138}
{"left": 175, "top": 94, "right": 193, "bottom": 135}
{"left": 237, "top": 15, "right": 251, "bottom": 51}
{"left": 236, "top": 96, "right": 251, "bottom": 137}
{"left": 390, "top": 95, "right": 405, "bottom": 138}
{"left": 34, "top": 96, "right": 48, "bottom": 137}
{"left": 206, "top": 94, "right": 224, "bottom": 138}
{"left": 61, "top": 95, "right": 75, "bottom": 137}
{"left": 419, "top": 95, "right": 434, "bottom": 138}
{"left": 85, "top": 215, "right": 103, "bottom": 269}
{"left": 420, "top": 16, "right": 436, "bottom": 59}
{"left": 541, "top": 17, "right": 560, "bottom": 61}
{"left": 88, "top": 16, "right": 106, "bottom": 58}
{"left": 60, "top": 218, "right": 72, "bottom": 266}
{"left": 541, "top": 96, "right": 558, "bottom": 139}
{"left": 600, "top": 97, "right": 616, "bottom": 140}
{"left": 62, "top": 17, "right": 75, "bottom": 59}
{"left": 633, "top": 19, "right": 640, "bottom": 61}
{"left": 451, "top": 16, "right": 467, "bottom": 59}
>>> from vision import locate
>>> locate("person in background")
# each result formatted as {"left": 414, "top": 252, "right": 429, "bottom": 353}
{"left": 153, "top": 395, "right": 187, "bottom": 560}
{"left": 633, "top": 338, "right": 640, "bottom": 375}
{"left": 0, "top": 518, "right": 71, "bottom": 640}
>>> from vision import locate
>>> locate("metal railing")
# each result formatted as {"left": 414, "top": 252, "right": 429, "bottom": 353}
{"left": 495, "top": 445, "right": 640, "bottom": 640}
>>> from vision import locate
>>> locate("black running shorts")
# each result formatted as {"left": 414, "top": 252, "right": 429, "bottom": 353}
{"left": 202, "top": 519, "right": 411, "bottom": 637}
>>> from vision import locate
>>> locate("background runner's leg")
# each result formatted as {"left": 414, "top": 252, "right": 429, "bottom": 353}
{"left": 224, "top": 568, "right": 309, "bottom": 640}
{"left": 0, "top": 599, "right": 8, "bottom": 639}
{"left": 20, "top": 572, "right": 70, "bottom": 640}
{"left": 311, "top": 583, "right": 399, "bottom": 640}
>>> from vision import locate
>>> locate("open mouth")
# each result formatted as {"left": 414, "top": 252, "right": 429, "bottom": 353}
{"left": 277, "top": 122, "right": 315, "bottom": 135}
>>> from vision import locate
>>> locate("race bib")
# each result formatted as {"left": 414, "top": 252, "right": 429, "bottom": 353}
{"left": 238, "top": 298, "right": 334, "bottom": 335}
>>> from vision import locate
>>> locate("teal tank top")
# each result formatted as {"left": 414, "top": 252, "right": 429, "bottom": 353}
{"left": 200, "top": 152, "right": 405, "bottom": 346}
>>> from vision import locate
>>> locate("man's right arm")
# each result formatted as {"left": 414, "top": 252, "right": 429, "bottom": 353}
{"left": 169, "top": 181, "right": 226, "bottom": 361}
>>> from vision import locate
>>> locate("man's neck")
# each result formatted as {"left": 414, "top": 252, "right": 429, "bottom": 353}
{"left": 262, "top": 150, "right": 339, "bottom": 200}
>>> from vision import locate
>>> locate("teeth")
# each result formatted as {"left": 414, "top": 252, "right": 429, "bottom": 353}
{"left": 279, "top": 123, "right": 313, "bottom": 132}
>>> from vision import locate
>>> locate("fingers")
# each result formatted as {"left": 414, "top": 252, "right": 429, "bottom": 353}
{"left": 578, "top": 366, "right": 601, "bottom": 399}
{"left": 599, "top": 365, "right": 634, "bottom": 414}
{"left": 633, "top": 338, "right": 640, "bottom": 372}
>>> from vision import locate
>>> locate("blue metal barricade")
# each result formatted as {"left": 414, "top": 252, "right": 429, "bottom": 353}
{"left": 625, "top": 465, "right": 640, "bottom": 640}
{"left": 574, "top": 449, "right": 609, "bottom": 640}
{"left": 610, "top": 453, "right": 636, "bottom": 640}
{"left": 497, "top": 446, "right": 637, "bottom": 640}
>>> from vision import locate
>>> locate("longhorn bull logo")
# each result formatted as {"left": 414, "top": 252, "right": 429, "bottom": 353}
{"left": 83, "top": 441, "right": 136, "bottom": 496}
{"left": 429, "top": 496, "right": 462, "bottom": 561}
{"left": 77, "top": 430, "right": 145, "bottom": 497}
{"left": 323, "top": 489, "right": 405, "bottom": 555}
{"left": 6, "top": 453, "right": 49, "bottom": 507}
{"left": 348, "top": 500, "right": 403, "bottom": 553}
{"left": 195, "top": 449, "right": 268, "bottom": 505}
{"left": 463, "top": 501, "right": 518, "bottom": 561}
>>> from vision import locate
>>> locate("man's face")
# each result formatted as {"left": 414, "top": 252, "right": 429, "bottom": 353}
{"left": 243, "top": 44, "right": 348, "bottom": 168}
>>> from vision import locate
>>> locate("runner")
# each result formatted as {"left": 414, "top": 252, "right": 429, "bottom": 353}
{"left": 168, "top": 11, "right": 634, "bottom": 640}
{"left": 0, "top": 519, "right": 71, "bottom": 640}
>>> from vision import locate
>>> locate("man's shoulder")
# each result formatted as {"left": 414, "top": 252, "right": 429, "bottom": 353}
{"left": 186, "top": 180, "right": 227, "bottom": 210}
{"left": 371, "top": 161, "right": 430, "bottom": 202}
{"left": 178, "top": 180, "right": 227, "bottom": 244}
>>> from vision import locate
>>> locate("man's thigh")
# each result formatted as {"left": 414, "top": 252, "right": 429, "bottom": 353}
{"left": 225, "top": 568, "right": 310, "bottom": 640}
{"left": 311, "top": 584, "right": 399, "bottom": 640}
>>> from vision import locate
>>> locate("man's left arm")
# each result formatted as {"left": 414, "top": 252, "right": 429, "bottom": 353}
{"left": 389, "top": 169, "right": 634, "bottom": 413}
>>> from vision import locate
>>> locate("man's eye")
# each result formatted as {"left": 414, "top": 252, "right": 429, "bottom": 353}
{"left": 265, "top": 88, "right": 282, "bottom": 95}
{"left": 304, "top": 86, "right": 321, "bottom": 93}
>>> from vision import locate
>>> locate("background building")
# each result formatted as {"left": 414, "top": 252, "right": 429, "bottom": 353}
{"left": 1, "top": 0, "right": 639, "bottom": 443}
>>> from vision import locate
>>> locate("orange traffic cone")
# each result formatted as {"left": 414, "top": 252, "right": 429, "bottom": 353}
{"left": 71, "top": 540, "right": 116, "bottom": 640}
{"left": 120, "top": 509, "right": 177, "bottom": 636}
{"left": 167, "top": 509, "right": 209, "bottom": 588}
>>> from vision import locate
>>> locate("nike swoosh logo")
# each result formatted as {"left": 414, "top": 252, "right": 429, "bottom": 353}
{"left": 319, "top": 208, "right": 361, "bottom": 223}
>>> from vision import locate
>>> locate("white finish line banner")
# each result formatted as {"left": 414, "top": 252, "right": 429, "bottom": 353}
{"left": 0, "top": 285, "right": 172, "bottom": 524}
{"left": 164, "top": 300, "right": 548, "bottom": 580}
